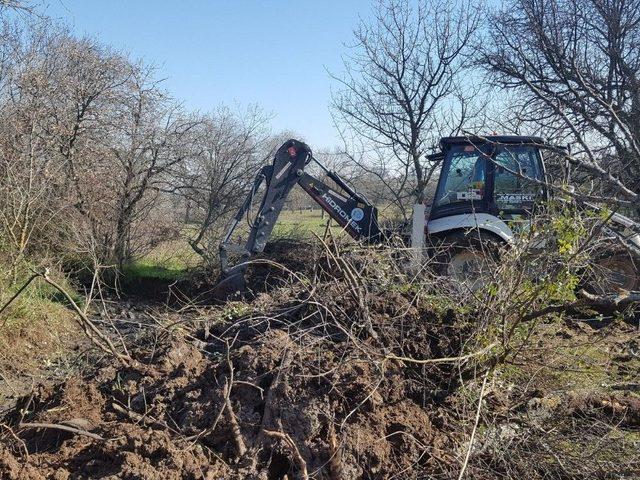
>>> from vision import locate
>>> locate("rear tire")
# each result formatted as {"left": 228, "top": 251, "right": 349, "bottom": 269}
{"left": 433, "top": 231, "right": 502, "bottom": 291}
{"left": 588, "top": 251, "right": 640, "bottom": 294}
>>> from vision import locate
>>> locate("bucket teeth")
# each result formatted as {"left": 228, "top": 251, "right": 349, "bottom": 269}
{"left": 212, "top": 271, "right": 247, "bottom": 301}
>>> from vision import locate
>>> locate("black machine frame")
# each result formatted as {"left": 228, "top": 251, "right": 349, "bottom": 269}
{"left": 214, "top": 136, "right": 586, "bottom": 297}
{"left": 217, "top": 139, "right": 383, "bottom": 295}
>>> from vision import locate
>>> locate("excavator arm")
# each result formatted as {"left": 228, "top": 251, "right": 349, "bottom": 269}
{"left": 215, "top": 139, "right": 382, "bottom": 297}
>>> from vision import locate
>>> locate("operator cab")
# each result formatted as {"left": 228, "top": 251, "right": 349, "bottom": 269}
{"left": 429, "top": 136, "right": 548, "bottom": 222}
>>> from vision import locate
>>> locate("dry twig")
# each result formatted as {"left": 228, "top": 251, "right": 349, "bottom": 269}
{"left": 384, "top": 342, "right": 498, "bottom": 366}
{"left": 19, "top": 421, "right": 105, "bottom": 441}
{"left": 1, "top": 423, "right": 29, "bottom": 459}
{"left": 39, "top": 269, "right": 132, "bottom": 367}
{"left": 223, "top": 380, "right": 247, "bottom": 457}
{"left": 264, "top": 429, "right": 309, "bottom": 480}
{"left": 457, "top": 369, "right": 490, "bottom": 480}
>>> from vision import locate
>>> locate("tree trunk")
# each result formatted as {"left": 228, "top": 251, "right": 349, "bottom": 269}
{"left": 114, "top": 210, "right": 131, "bottom": 271}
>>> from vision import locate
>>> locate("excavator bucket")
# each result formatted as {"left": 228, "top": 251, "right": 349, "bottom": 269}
{"left": 212, "top": 140, "right": 313, "bottom": 299}
{"left": 211, "top": 266, "right": 247, "bottom": 301}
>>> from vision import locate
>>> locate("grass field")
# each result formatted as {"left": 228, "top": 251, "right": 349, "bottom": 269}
{"left": 123, "top": 237, "right": 200, "bottom": 281}
{"left": 125, "top": 209, "right": 336, "bottom": 280}
{"left": 273, "top": 209, "right": 333, "bottom": 237}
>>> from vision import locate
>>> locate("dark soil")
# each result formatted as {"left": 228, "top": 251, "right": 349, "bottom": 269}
{"left": 3, "top": 297, "right": 638, "bottom": 479}
{"left": 116, "top": 238, "right": 318, "bottom": 305}
{"left": 1, "top": 240, "right": 639, "bottom": 479}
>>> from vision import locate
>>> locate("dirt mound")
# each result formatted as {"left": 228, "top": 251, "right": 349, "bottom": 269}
{"left": 152, "top": 238, "right": 320, "bottom": 305}
{"left": 0, "top": 337, "right": 449, "bottom": 479}
{"left": 2, "top": 241, "right": 639, "bottom": 479}
{"left": 0, "top": 278, "right": 467, "bottom": 479}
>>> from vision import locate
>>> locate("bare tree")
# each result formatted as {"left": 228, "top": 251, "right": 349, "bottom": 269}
{"left": 481, "top": 0, "right": 640, "bottom": 209}
{"left": 172, "top": 105, "right": 271, "bottom": 267}
{"left": 96, "top": 68, "right": 198, "bottom": 269}
{"left": 0, "top": 0, "right": 33, "bottom": 15}
{"left": 0, "top": 20, "right": 200, "bottom": 279}
{"left": 0, "top": 15, "right": 281, "bottom": 284}
{"left": 332, "top": 0, "right": 481, "bottom": 211}
{"left": 0, "top": 22, "right": 91, "bottom": 277}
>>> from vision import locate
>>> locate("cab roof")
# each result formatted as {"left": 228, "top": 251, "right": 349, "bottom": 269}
{"left": 439, "top": 135, "right": 546, "bottom": 149}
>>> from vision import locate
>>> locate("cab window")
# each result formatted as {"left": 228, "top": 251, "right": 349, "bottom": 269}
{"left": 493, "top": 146, "right": 542, "bottom": 211}
{"left": 435, "top": 147, "right": 486, "bottom": 207}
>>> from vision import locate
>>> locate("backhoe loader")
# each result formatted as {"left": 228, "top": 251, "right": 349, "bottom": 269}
{"left": 214, "top": 137, "right": 640, "bottom": 297}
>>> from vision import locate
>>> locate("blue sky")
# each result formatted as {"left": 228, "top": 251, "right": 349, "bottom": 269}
{"left": 43, "top": 0, "right": 374, "bottom": 147}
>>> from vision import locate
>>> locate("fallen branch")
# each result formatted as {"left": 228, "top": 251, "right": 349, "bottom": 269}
{"left": 224, "top": 380, "right": 247, "bottom": 457}
{"left": 19, "top": 422, "right": 104, "bottom": 441}
{"left": 247, "top": 348, "right": 293, "bottom": 472}
{"left": 222, "top": 337, "right": 247, "bottom": 457}
{"left": 0, "top": 274, "right": 39, "bottom": 327}
{"left": 264, "top": 429, "right": 309, "bottom": 480}
{"left": 522, "top": 289, "right": 640, "bottom": 322}
{"left": 578, "top": 289, "right": 640, "bottom": 308}
{"left": 255, "top": 348, "right": 293, "bottom": 446}
{"left": 457, "top": 369, "right": 490, "bottom": 480}
{"left": 384, "top": 342, "right": 498, "bottom": 365}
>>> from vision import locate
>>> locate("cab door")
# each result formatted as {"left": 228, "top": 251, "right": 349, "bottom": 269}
{"left": 430, "top": 144, "right": 491, "bottom": 220}
{"left": 488, "top": 145, "right": 546, "bottom": 222}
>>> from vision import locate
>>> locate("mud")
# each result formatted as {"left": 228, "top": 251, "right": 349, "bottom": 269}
{"left": 0, "top": 337, "right": 448, "bottom": 479}
{"left": 0, "top": 269, "right": 469, "bottom": 480}
{"left": 1, "top": 241, "right": 639, "bottom": 479}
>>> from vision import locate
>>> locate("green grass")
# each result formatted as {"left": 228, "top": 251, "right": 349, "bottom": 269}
{"left": 122, "top": 262, "right": 187, "bottom": 281}
{"left": 0, "top": 292, "right": 71, "bottom": 330}
{"left": 124, "top": 237, "right": 199, "bottom": 281}
{"left": 0, "top": 268, "right": 79, "bottom": 344}
{"left": 0, "top": 266, "right": 83, "bottom": 393}
{"left": 274, "top": 209, "right": 332, "bottom": 237}
{"left": 124, "top": 210, "right": 349, "bottom": 281}
{"left": 496, "top": 321, "right": 636, "bottom": 397}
